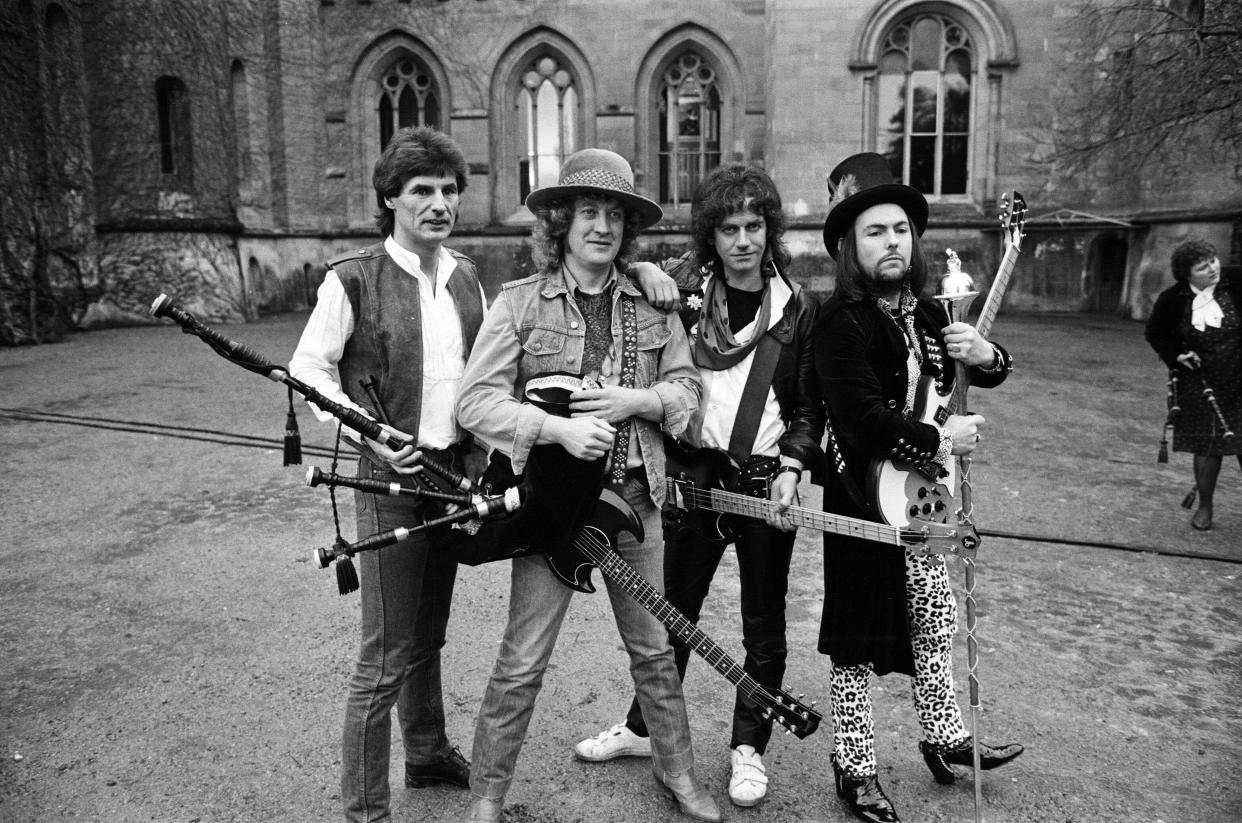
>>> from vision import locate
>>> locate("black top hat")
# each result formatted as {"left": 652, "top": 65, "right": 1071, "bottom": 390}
{"left": 821, "top": 153, "right": 928, "bottom": 260}
{"left": 525, "top": 148, "right": 664, "bottom": 229}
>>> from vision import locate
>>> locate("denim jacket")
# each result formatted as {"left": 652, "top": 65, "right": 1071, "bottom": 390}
{"left": 456, "top": 266, "right": 701, "bottom": 508}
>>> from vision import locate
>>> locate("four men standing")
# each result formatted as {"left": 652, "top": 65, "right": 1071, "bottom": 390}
{"left": 293, "top": 127, "right": 1022, "bottom": 823}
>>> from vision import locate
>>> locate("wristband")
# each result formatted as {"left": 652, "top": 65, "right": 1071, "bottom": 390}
{"left": 776, "top": 465, "right": 803, "bottom": 481}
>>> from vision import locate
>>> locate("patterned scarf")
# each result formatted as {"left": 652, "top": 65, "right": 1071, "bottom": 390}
{"left": 694, "top": 261, "right": 774, "bottom": 370}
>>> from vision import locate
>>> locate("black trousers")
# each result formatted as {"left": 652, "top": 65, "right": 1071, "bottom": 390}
{"left": 625, "top": 510, "right": 795, "bottom": 754}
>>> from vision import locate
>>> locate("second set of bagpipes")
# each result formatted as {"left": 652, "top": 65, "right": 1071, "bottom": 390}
{"left": 149, "top": 294, "right": 526, "bottom": 595}
{"left": 1158, "top": 362, "right": 1236, "bottom": 508}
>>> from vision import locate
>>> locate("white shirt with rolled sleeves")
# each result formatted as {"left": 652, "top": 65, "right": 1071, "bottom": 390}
{"left": 288, "top": 235, "right": 487, "bottom": 448}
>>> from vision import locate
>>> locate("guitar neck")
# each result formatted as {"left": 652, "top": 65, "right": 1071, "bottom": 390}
{"left": 571, "top": 534, "right": 773, "bottom": 702}
{"left": 974, "top": 243, "right": 1019, "bottom": 340}
{"left": 695, "top": 488, "right": 904, "bottom": 546}
{"left": 947, "top": 241, "right": 1020, "bottom": 416}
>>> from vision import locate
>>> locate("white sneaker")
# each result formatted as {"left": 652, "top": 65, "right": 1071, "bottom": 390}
{"left": 728, "top": 745, "right": 768, "bottom": 807}
{"left": 573, "top": 722, "right": 652, "bottom": 762}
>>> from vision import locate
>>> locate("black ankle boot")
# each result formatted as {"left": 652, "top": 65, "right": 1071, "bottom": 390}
{"left": 831, "top": 757, "right": 900, "bottom": 823}
{"left": 919, "top": 738, "right": 1025, "bottom": 784}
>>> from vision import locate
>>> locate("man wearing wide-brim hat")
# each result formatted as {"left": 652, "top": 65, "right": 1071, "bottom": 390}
{"left": 812, "top": 152, "right": 1023, "bottom": 823}
{"left": 454, "top": 148, "right": 718, "bottom": 823}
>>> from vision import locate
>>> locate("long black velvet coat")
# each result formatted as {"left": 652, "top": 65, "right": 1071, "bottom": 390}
{"left": 813, "top": 294, "right": 1011, "bottom": 676}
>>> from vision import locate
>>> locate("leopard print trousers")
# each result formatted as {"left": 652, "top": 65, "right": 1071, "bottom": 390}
{"left": 830, "top": 550, "right": 969, "bottom": 778}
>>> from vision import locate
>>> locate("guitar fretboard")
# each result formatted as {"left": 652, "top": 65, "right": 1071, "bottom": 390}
{"left": 679, "top": 487, "right": 912, "bottom": 546}
{"left": 574, "top": 530, "right": 762, "bottom": 697}
{"left": 570, "top": 527, "right": 817, "bottom": 736}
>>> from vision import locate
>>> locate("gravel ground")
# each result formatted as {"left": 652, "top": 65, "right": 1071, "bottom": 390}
{"left": 1, "top": 310, "right": 1239, "bottom": 823}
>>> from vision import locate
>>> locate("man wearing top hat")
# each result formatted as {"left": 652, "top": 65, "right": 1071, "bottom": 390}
{"left": 453, "top": 149, "right": 718, "bottom": 823}
{"left": 811, "top": 153, "right": 1023, "bottom": 823}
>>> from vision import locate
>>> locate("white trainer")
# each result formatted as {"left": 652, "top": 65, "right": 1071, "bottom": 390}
{"left": 573, "top": 722, "right": 652, "bottom": 762}
{"left": 728, "top": 745, "right": 768, "bottom": 807}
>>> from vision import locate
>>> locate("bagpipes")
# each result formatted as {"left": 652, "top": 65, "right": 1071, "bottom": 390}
{"left": 1159, "top": 364, "right": 1236, "bottom": 508}
{"left": 149, "top": 294, "right": 524, "bottom": 593}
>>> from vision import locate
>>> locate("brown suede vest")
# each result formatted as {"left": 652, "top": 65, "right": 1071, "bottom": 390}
{"left": 330, "top": 242, "right": 483, "bottom": 447}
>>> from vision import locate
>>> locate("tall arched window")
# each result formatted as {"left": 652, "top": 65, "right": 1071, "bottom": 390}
{"left": 875, "top": 14, "right": 973, "bottom": 196}
{"left": 155, "top": 75, "right": 192, "bottom": 183}
{"left": 657, "top": 49, "right": 720, "bottom": 207}
{"left": 517, "top": 54, "right": 578, "bottom": 203}
{"left": 378, "top": 56, "right": 441, "bottom": 148}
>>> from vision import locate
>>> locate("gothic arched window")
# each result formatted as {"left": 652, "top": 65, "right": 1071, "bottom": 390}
{"left": 876, "top": 14, "right": 974, "bottom": 196}
{"left": 378, "top": 56, "right": 441, "bottom": 148}
{"left": 657, "top": 50, "right": 721, "bottom": 207}
{"left": 517, "top": 54, "right": 578, "bottom": 203}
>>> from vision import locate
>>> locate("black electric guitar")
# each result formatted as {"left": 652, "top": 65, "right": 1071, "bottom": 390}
{"left": 868, "top": 192, "right": 1027, "bottom": 528}
{"left": 665, "top": 444, "right": 979, "bottom": 559}
{"left": 562, "top": 487, "right": 821, "bottom": 738}
{"left": 460, "top": 444, "right": 822, "bottom": 739}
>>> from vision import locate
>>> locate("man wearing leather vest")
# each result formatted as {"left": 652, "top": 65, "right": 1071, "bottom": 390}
{"left": 572, "top": 165, "right": 824, "bottom": 810}
{"left": 289, "top": 126, "right": 485, "bottom": 823}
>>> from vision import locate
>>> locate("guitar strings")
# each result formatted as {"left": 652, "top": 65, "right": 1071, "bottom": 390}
{"left": 672, "top": 485, "right": 903, "bottom": 545}
{"left": 569, "top": 521, "right": 811, "bottom": 725}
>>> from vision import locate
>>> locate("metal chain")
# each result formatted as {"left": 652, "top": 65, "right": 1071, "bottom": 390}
{"left": 957, "top": 452, "right": 984, "bottom": 822}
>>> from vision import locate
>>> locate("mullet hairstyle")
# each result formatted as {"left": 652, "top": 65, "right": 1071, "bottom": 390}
{"left": 691, "top": 164, "right": 791, "bottom": 273}
{"left": 372, "top": 126, "right": 470, "bottom": 238}
{"left": 529, "top": 195, "right": 644, "bottom": 275}
{"left": 1170, "top": 239, "right": 1216, "bottom": 283}
{"left": 831, "top": 211, "right": 928, "bottom": 303}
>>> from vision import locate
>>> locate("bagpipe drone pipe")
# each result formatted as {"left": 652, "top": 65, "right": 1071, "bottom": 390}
{"left": 1159, "top": 364, "right": 1235, "bottom": 509}
{"left": 149, "top": 294, "right": 522, "bottom": 593}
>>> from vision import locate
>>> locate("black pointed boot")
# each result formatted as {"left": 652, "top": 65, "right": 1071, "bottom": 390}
{"left": 919, "top": 737, "right": 1025, "bottom": 784}
{"left": 831, "top": 756, "right": 900, "bottom": 823}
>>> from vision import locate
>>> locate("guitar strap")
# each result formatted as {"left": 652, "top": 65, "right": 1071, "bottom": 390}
{"left": 607, "top": 292, "right": 639, "bottom": 485}
{"left": 725, "top": 330, "right": 781, "bottom": 467}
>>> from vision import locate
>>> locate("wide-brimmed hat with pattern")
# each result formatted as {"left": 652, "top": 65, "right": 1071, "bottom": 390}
{"left": 821, "top": 152, "right": 928, "bottom": 259}
{"left": 525, "top": 148, "right": 664, "bottom": 229}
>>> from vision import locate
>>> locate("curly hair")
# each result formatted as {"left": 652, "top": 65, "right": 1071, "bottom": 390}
{"left": 529, "top": 195, "right": 644, "bottom": 275}
{"left": 831, "top": 212, "right": 929, "bottom": 303}
{"left": 372, "top": 126, "right": 470, "bottom": 238}
{"left": 1170, "top": 239, "right": 1217, "bottom": 283}
{"left": 690, "top": 164, "right": 790, "bottom": 272}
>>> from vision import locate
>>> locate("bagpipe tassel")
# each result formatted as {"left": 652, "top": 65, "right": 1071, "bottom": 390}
{"left": 283, "top": 385, "right": 303, "bottom": 466}
{"left": 1157, "top": 425, "right": 1170, "bottom": 463}
{"left": 1181, "top": 486, "right": 1198, "bottom": 510}
{"left": 334, "top": 539, "right": 359, "bottom": 596}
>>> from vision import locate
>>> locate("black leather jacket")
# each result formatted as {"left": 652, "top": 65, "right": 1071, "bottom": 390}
{"left": 665, "top": 253, "right": 826, "bottom": 482}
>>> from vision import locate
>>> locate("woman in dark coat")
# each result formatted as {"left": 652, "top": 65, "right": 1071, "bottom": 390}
{"left": 1145, "top": 240, "right": 1241, "bottom": 531}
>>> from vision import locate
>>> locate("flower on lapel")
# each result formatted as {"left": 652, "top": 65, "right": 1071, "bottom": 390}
{"left": 686, "top": 293, "right": 703, "bottom": 311}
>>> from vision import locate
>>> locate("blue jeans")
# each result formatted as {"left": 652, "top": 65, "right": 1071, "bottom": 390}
{"left": 468, "top": 477, "right": 696, "bottom": 801}
{"left": 342, "top": 460, "right": 460, "bottom": 823}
